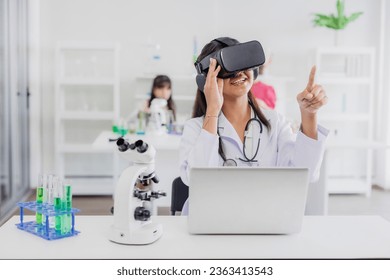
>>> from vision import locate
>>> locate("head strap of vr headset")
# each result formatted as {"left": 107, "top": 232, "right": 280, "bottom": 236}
{"left": 195, "top": 37, "right": 236, "bottom": 74}
{"left": 212, "top": 37, "right": 236, "bottom": 47}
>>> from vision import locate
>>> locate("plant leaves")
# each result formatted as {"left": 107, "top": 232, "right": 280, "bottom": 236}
{"left": 313, "top": 14, "right": 329, "bottom": 27}
{"left": 331, "top": 15, "right": 341, "bottom": 29}
{"left": 314, "top": 13, "right": 331, "bottom": 20}
{"left": 348, "top": 12, "right": 363, "bottom": 22}
{"left": 312, "top": 1, "right": 363, "bottom": 30}
{"left": 337, "top": 0, "right": 345, "bottom": 18}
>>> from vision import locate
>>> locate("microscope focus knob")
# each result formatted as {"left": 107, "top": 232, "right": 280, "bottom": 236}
{"left": 151, "top": 175, "right": 159, "bottom": 184}
{"left": 150, "top": 191, "right": 166, "bottom": 199}
{"left": 134, "top": 206, "right": 151, "bottom": 221}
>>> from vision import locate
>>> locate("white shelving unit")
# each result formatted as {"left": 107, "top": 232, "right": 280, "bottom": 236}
{"left": 55, "top": 42, "right": 120, "bottom": 195}
{"left": 316, "top": 47, "right": 376, "bottom": 196}
{"left": 257, "top": 75, "right": 295, "bottom": 118}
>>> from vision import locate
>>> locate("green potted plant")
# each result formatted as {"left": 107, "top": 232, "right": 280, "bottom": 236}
{"left": 313, "top": 0, "right": 363, "bottom": 46}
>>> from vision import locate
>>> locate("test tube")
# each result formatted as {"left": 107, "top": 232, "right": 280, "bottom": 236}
{"left": 35, "top": 174, "right": 44, "bottom": 225}
{"left": 46, "top": 174, "right": 56, "bottom": 228}
{"left": 119, "top": 118, "right": 128, "bottom": 136}
{"left": 41, "top": 174, "right": 48, "bottom": 225}
{"left": 54, "top": 178, "right": 63, "bottom": 234}
{"left": 112, "top": 119, "right": 119, "bottom": 134}
{"left": 61, "top": 184, "right": 72, "bottom": 234}
{"left": 136, "top": 112, "right": 146, "bottom": 135}
{"left": 166, "top": 110, "right": 174, "bottom": 134}
{"left": 45, "top": 174, "right": 54, "bottom": 205}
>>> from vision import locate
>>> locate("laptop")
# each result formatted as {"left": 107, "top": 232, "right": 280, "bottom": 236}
{"left": 188, "top": 167, "right": 309, "bottom": 234}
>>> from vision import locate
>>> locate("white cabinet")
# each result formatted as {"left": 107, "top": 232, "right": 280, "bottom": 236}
{"left": 257, "top": 75, "right": 295, "bottom": 119}
{"left": 55, "top": 42, "right": 120, "bottom": 194}
{"left": 316, "top": 47, "right": 376, "bottom": 196}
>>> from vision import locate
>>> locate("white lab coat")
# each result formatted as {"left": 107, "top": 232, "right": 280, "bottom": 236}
{"left": 179, "top": 109, "right": 329, "bottom": 215}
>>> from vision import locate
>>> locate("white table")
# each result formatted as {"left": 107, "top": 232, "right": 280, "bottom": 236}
{"left": 93, "top": 131, "right": 182, "bottom": 208}
{"left": 1, "top": 215, "right": 390, "bottom": 259}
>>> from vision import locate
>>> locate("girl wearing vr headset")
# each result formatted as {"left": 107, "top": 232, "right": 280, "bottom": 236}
{"left": 179, "top": 37, "right": 328, "bottom": 215}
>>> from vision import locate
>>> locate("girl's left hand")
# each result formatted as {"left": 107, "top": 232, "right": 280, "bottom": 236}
{"left": 296, "top": 66, "right": 328, "bottom": 114}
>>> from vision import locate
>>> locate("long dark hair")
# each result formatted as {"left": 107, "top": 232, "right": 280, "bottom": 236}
{"left": 192, "top": 37, "right": 271, "bottom": 162}
{"left": 148, "top": 75, "right": 176, "bottom": 120}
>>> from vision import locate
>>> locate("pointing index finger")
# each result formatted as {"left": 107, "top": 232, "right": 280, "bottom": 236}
{"left": 306, "top": 65, "right": 316, "bottom": 91}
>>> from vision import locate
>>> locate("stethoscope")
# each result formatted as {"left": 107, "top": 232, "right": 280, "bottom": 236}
{"left": 218, "top": 113, "right": 263, "bottom": 167}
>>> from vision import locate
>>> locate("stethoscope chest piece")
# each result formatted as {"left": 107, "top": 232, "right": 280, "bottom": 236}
{"left": 222, "top": 158, "right": 238, "bottom": 166}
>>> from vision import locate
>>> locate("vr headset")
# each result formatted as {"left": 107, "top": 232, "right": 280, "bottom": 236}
{"left": 194, "top": 38, "right": 266, "bottom": 91}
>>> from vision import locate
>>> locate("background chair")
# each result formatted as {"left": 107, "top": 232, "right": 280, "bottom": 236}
{"left": 170, "top": 177, "right": 188, "bottom": 215}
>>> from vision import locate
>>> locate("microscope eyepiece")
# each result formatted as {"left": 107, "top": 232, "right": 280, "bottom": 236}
{"left": 116, "top": 138, "right": 130, "bottom": 152}
{"left": 117, "top": 138, "right": 145, "bottom": 152}
{"left": 116, "top": 138, "right": 125, "bottom": 145}
{"left": 135, "top": 140, "right": 148, "bottom": 153}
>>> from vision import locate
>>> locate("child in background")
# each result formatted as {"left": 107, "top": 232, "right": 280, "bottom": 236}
{"left": 144, "top": 75, "right": 176, "bottom": 120}
{"left": 251, "top": 57, "right": 276, "bottom": 110}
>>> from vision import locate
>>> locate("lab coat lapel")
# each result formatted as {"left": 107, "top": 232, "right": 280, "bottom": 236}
{"left": 217, "top": 109, "right": 275, "bottom": 162}
{"left": 256, "top": 110, "right": 275, "bottom": 160}
{"left": 218, "top": 112, "right": 244, "bottom": 152}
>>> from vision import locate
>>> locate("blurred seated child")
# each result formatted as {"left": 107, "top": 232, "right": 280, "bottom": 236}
{"left": 144, "top": 75, "right": 176, "bottom": 120}
{"left": 251, "top": 57, "right": 276, "bottom": 110}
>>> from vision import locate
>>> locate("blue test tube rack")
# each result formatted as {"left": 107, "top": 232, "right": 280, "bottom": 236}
{"left": 15, "top": 201, "right": 80, "bottom": 240}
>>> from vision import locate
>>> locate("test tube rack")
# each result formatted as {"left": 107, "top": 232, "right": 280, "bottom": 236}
{"left": 15, "top": 201, "right": 80, "bottom": 240}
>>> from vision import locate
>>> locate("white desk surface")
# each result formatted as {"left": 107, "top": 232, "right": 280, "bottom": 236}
{"left": 92, "top": 131, "right": 181, "bottom": 151}
{"left": 1, "top": 215, "right": 390, "bottom": 259}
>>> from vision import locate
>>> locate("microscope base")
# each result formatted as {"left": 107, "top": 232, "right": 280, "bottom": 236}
{"left": 108, "top": 222, "right": 163, "bottom": 245}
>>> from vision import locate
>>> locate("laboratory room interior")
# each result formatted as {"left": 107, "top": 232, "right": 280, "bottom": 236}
{"left": 1, "top": 0, "right": 390, "bottom": 260}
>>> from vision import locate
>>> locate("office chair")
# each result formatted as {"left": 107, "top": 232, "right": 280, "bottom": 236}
{"left": 170, "top": 177, "right": 189, "bottom": 215}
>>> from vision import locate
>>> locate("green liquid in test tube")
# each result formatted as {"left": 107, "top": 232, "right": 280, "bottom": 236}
{"left": 61, "top": 200, "right": 67, "bottom": 234}
{"left": 119, "top": 127, "right": 127, "bottom": 136}
{"left": 35, "top": 187, "right": 44, "bottom": 225}
{"left": 54, "top": 197, "right": 62, "bottom": 233}
{"left": 61, "top": 185, "right": 72, "bottom": 234}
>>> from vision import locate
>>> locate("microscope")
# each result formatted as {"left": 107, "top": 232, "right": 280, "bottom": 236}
{"left": 147, "top": 98, "right": 168, "bottom": 135}
{"left": 108, "top": 138, "right": 166, "bottom": 245}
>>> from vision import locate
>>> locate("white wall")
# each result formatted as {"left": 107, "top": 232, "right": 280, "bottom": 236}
{"left": 36, "top": 0, "right": 382, "bottom": 174}
{"left": 375, "top": 0, "right": 390, "bottom": 189}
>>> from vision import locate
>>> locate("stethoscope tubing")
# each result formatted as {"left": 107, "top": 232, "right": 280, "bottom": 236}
{"left": 219, "top": 116, "right": 263, "bottom": 166}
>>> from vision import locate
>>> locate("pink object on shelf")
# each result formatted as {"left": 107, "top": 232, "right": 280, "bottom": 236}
{"left": 251, "top": 81, "right": 276, "bottom": 109}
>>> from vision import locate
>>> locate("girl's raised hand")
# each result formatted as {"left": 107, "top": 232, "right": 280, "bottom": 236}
{"left": 297, "top": 66, "right": 328, "bottom": 114}
{"left": 204, "top": 58, "right": 224, "bottom": 115}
